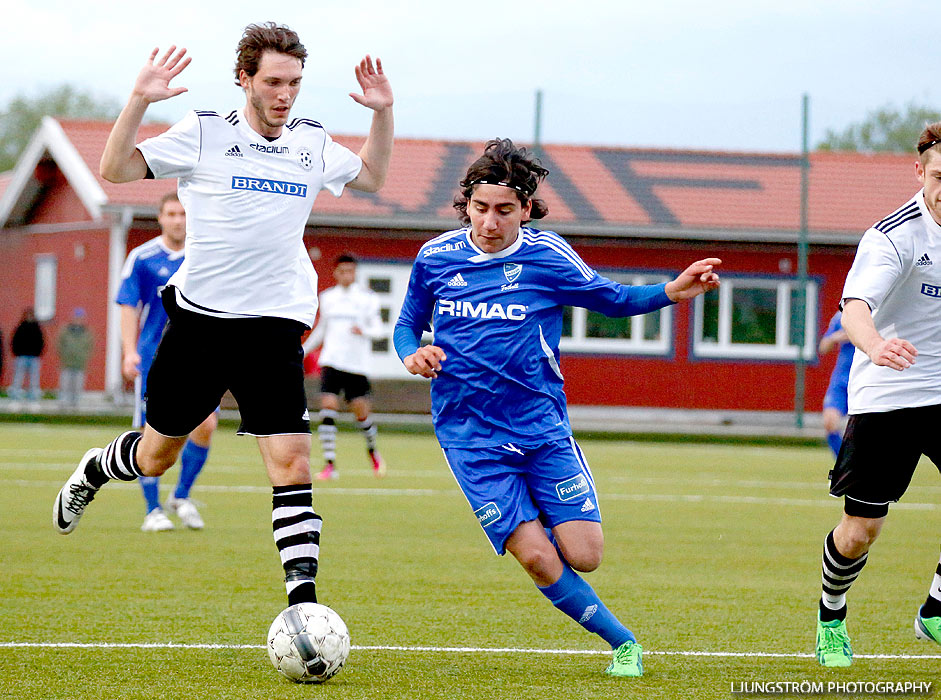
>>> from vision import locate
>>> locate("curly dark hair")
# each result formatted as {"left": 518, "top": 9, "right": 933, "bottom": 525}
{"left": 233, "top": 22, "right": 307, "bottom": 86}
{"left": 453, "top": 138, "right": 549, "bottom": 225}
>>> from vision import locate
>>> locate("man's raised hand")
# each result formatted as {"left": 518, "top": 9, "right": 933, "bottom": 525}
{"left": 349, "top": 55, "right": 393, "bottom": 111}
{"left": 133, "top": 46, "right": 191, "bottom": 104}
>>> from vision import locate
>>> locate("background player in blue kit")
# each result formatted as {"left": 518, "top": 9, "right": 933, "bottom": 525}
{"left": 117, "top": 192, "right": 217, "bottom": 532}
{"left": 394, "top": 138, "right": 720, "bottom": 677}
{"left": 818, "top": 311, "right": 853, "bottom": 456}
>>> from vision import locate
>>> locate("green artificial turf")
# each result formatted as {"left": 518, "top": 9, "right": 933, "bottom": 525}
{"left": 1, "top": 424, "right": 939, "bottom": 699}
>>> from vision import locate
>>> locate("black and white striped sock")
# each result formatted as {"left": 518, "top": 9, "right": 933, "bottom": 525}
{"left": 97, "top": 431, "right": 144, "bottom": 482}
{"left": 318, "top": 409, "right": 337, "bottom": 465}
{"left": 272, "top": 484, "right": 322, "bottom": 605}
{"left": 359, "top": 416, "right": 378, "bottom": 454}
{"left": 820, "top": 529, "right": 868, "bottom": 622}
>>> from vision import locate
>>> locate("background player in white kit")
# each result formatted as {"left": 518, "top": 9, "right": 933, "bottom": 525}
{"left": 814, "top": 122, "right": 941, "bottom": 667}
{"left": 303, "top": 253, "right": 386, "bottom": 480}
{"left": 53, "top": 22, "right": 393, "bottom": 609}
{"left": 117, "top": 192, "right": 217, "bottom": 532}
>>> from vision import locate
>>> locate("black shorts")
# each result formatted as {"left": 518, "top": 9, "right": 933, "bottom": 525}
{"left": 829, "top": 404, "right": 941, "bottom": 518}
{"left": 319, "top": 366, "right": 371, "bottom": 402}
{"left": 145, "top": 292, "right": 311, "bottom": 437}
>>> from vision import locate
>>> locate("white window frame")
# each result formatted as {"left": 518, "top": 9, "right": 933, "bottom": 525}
{"left": 559, "top": 273, "right": 672, "bottom": 355}
{"left": 692, "top": 276, "right": 817, "bottom": 360}
{"left": 357, "top": 262, "right": 424, "bottom": 380}
{"left": 34, "top": 254, "right": 58, "bottom": 322}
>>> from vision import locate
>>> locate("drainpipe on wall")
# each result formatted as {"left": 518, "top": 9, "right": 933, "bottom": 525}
{"left": 105, "top": 207, "right": 132, "bottom": 401}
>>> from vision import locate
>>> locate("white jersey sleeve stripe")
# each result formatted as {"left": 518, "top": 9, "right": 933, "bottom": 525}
{"left": 523, "top": 231, "right": 595, "bottom": 279}
{"left": 524, "top": 234, "right": 594, "bottom": 280}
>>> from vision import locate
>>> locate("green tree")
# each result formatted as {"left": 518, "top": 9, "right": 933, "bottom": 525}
{"left": 817, "top": 101, "right": 941, "bottom": 153}
{"left": 0, "top": 85, "right": 121, "bottom": 171}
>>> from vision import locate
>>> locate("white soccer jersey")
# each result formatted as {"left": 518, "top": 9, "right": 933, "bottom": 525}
{"left": 136, "top": 109, "right": 362, "bottom": 326}
{"left": 305, "top": 283, "right": 383, "bottom": 376}
{"left": 842, "top": 190, "right": 941, "bottom": 413}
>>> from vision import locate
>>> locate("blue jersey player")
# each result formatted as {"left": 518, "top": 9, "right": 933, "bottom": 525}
{"left": 394, "top": 139, "right": 721, "bottom": 677}
{"left": 818, "top": 311, "right": 853, "bottom": 456}
{"left": 116, "top": 193, "right": 217, "bottom": 532}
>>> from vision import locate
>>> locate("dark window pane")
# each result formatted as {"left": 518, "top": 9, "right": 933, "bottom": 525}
{"left": 380, "top": 307, "right": 390, "bottom": 324}
{"left": 368, "top": 277, "right": 391, "bottom": 294}
{"left": 561, "top": 307, "right": 573, "bottom": 337}
{"left": 371, "top": 338, "right": 389, "bottom": 353}
{"left": 643, "top": 309, "right": 661, "bottom": 341}
{"left": 731, "top": 287, "right": 776, "bottom": 345}
{"left": 788, "top": 287, "right": 808, "bottom": 347}
{"left": 702, "top": 289, "right": 719, "bottom": 342}
{"left": 586, "top": 311, "right": 632, "bottom": 339}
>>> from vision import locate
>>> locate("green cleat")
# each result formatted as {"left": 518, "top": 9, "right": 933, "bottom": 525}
{"left": 816, "top": 616, "right": 852, "bottom": 667}
{"left": 914, "top": 608, "right": 941, "bottom": 644}
{"left": 605, "top": 640, "right": 643, "bottom": 677}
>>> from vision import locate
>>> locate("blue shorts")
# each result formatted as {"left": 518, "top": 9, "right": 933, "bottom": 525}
{"left": 823, "top": 379, "right": 848, "bottom": 415}
{"left": 442, "top": 437, "right": 601, "bottom": 555}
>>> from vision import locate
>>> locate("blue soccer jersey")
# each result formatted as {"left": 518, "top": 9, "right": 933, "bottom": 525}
{"left": 116, "top": 237, "right": 185, "bottom": 374}
{"left": 394, "top": 226, "right": 674, "bottom": 448}
{"left": 822, "top": 311, "right": 854, "bottom": 413}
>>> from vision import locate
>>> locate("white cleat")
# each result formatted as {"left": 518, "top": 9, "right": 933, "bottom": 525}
{"left": 166, "top": 496, "right": 204, "bottom": 530}
{"left": 53, "top": 448, "right": 103, "bottom": 534}
{"left": 141, "top": 507, "right": 175, "bottom": 532}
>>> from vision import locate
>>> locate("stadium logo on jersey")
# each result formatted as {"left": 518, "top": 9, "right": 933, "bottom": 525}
{"left": 297, "top": 147, "right": 314, "bottom": 171}
{"left": 504, "top": 263, "right": 522, "bottom": 283}
{"left": 250, "top": 143, "right": 290, "bottom": 154}
{"left": 423, "top": 241, "right": 466, "bottom": 257}
{"left": 916, "top": 253, "right": 933, "bottom": 267}
{"left": 921, "top": 283, "right": 941, "bottom": 298}
{"left": 231, "top": 176, "right": 308, "bottom": 198}
{"left": 447, "top": 273, "right": 468, "bottom": 287}
{"left": 437, "top": 299, "right": 527, "bottom": 320}
{"left": 224, "top": 145, "right": 243, "bottom": 158}
{"left": 556, "top": 475, "right": 590, "bottom": 502}
{"left": 474, "top": 502, "right": 501, "bottom": 528}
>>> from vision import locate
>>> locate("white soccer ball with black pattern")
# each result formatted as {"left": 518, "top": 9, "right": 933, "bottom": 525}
{"left": 266, "top": 603, "right": 350, "bottom": 683}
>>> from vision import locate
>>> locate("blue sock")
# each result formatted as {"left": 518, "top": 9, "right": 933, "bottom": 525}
{"left": 175, "top": 440, "right": 210, "bottom": 499}
{"left": 139, "top": 476, "right": 161, "bottom": 513}
{"left": 537, "top": 564, "right": 634, "bottom": 648}
{"left": 826, "top": 431, "right": 842, "bottom": 457}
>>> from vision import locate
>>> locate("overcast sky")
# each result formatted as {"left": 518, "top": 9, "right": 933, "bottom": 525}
{"left": 3, "top": 0, "right": 935, "bottom": 153}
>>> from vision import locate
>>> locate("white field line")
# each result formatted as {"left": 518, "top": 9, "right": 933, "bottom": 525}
{"left": 3, "top": 477, "right": 940, "bottom": 510}
{"left": 0, "top": 641, "right": 939, "bottom": 660}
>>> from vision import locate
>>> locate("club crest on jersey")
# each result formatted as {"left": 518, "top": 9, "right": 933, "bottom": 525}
{"left": 504, "top": 263, "right": 522, "bottom": 283}
{"left": 297, "top": 147, "right": 314, "bottom": 171}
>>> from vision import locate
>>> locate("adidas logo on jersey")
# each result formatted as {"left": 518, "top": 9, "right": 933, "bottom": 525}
{"left": 447, "top": 273, "right": 468, "bottom": 287}
{"left": 225, "top": 145, "right": 243, "bottom": 158}
{"left": 581, "top": 498, "right": 596, "bottom": 513}
{"left": 917, "top": 253, "right": 933, "bottom": 267}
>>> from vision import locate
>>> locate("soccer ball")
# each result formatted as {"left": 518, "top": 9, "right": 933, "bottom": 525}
{"left": 266, "top": 602, "right": 350, "bottom": 683}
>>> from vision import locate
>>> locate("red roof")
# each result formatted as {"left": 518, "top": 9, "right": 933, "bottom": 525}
{"left": 56, "top": 119, "right": 919, "bottom": 236}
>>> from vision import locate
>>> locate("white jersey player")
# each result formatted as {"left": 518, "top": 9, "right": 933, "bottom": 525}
{"left": 303, "top": 253, "right": 386, "bottom": 479}
{"left": 53, "top": 22, "right": 394, "bottom": 611}
{"left": 814, "top": 121, "right": 941, "bottom": 667}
